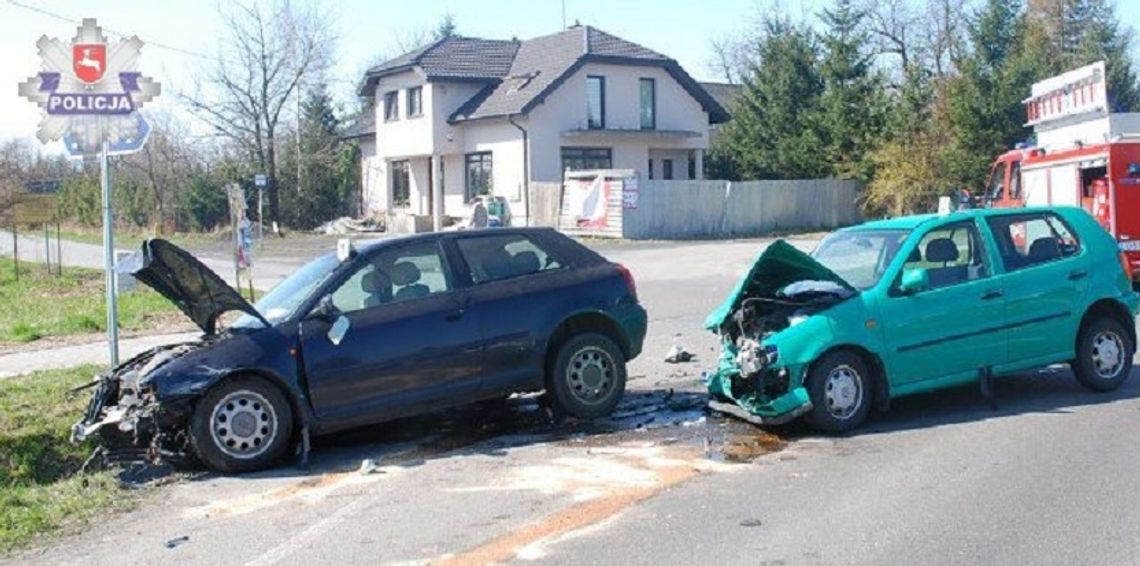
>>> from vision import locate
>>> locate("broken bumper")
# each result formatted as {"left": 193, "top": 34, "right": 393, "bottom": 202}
{"left": 708, "top": 387, "right": 813, "bottom": 426}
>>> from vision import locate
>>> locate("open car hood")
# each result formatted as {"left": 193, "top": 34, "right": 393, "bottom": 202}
{"left": 117, "top": 239, "right": 268, "bottom": 335}
{"left": 704, "top": 239, "right": 855, "bottom": 331}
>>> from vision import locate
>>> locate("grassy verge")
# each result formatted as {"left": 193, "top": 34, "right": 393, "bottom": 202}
{"left": 0, "top": 365, "right": 140, "bottom": 554}
{"left": 0, "top": 261, "right": 183, "bottom": 345}
{"left": 53, "top": 227, "right": 226, "bottom": 251}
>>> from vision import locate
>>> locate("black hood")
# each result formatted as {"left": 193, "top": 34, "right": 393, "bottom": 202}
{"left": 117, "top": 239, "right": 268, "bottom": 334}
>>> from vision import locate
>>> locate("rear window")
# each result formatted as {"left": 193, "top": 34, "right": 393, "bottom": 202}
{"left": 985, "top": 213, "right": 1081, "bottom": 272}
{"left": 456, "top": 233, "right": 565, "bottom": 284}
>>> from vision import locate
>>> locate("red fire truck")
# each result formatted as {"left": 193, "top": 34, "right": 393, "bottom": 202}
{"left": 985, "top": 61, "right": 1140, "bottom": 276}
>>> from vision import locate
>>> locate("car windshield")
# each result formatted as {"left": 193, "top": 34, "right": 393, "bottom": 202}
{"left": 812, "top": 229, "right": 909, "bottom": 290}
{"left": 232, "top": 253, "right": 341, "bottom": 328}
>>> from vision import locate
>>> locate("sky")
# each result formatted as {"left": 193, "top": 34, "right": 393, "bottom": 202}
{"left": 2, "top": 0, "right": 1138, "bottom": 149}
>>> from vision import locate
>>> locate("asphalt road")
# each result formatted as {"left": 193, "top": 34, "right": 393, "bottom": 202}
{"left": 8, "top": 235, "right": 1140, "bottom": 565}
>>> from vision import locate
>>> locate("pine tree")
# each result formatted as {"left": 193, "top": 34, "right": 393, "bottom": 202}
{"left": 817, "top": 0, "right": 885, "bottom": 180}
{"left": 712, "top": 17, "right": 827, "bottom": 180}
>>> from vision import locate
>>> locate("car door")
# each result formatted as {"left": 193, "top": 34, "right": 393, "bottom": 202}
{"left": 984, "top": 212, "right": 1090, "bottom": 370}
{"left": 449, "top": 232, "right": 573, "bottom": 394}
{"left": 878, "top": 219, "right": 1008, "bottom": 387}
{"left": 300, "top": 240, "right": 483, "bottom": 427}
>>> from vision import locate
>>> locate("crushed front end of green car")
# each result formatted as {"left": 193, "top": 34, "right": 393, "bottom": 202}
{"left": 704, "top": 240, "right": 856, "bottom": 424}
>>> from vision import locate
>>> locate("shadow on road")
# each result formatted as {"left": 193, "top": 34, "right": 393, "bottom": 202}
{"left": 195, "top": 388, "right": 725, "bottom": 482}
{"left": 758, "top": 366, "right": 1140, "bottom": 441}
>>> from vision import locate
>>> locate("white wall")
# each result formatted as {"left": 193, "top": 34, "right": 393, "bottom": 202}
{"left": 371, "top": 70, "right": 433, "bottom": 159}
{"left": 524, "top": 62, "right": 711, "bottom": 183}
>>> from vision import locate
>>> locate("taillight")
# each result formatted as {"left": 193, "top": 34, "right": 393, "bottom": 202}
{"left": 616, "top": 263, "right": 637, "bottom": 300}
{"left": 1120, "top": 252, "right": 1134, "bottom": 281}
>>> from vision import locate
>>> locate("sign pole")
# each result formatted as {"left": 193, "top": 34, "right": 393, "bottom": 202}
{"left": 101, "top": 139, "right": 119, "bottom": 367}
{"left": 11, "top": 225, "right": 17, "bottom": 281}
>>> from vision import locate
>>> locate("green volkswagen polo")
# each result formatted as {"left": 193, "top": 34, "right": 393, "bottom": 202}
{"left": 705, "top": 206, "right": 1139, "bottom": 432}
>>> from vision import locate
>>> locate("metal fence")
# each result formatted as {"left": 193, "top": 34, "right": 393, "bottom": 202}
{"left": 529, "top": 178, "right": 862, "bottom": 239}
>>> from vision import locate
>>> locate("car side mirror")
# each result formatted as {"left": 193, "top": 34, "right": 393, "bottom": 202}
{"left": 309, "top": 295, "right": 339, "bottom": 321}
{"left": 899, "top": 268, "right": 930, "bottom": 295}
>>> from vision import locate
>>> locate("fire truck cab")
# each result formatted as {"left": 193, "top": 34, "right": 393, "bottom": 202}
{"left": 985, "top": 61, "right": 1140, "bottom": 276}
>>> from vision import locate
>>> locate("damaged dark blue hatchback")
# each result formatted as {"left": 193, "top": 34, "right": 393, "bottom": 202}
{"left": 73, "top": 228, "right": 646, "bottom": 473}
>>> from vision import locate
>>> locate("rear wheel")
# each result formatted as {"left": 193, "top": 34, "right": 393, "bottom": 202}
{"left": 804, "top": 351, "right": 872, "bottom": 433}
{"left": 548, "top": 333, "right": 627, "bottom": 419}
{"left": 1072, "top": 317, "right": 1134, "bottom": 392}
{"left": 189, "top": 375, "right": 294, "bottom": 473}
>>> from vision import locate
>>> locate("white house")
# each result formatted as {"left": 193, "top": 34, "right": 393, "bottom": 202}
{"left": 352, "top": 25, "right": 731, "bottom": 230}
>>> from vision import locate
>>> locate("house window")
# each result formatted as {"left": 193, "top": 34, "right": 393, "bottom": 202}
{"left": 639, "top": 78, "right": 656, "bottom": 130}
{"left": 561, "top": 147, "right": 612, "bottom": 172}
{"left": 407, "top": 86, "right": 423, "bottom": 117}
{"left": 383, "top": 91, "right": 399, "bottom": 122}
{"left": 663, "top": 158, "right": 674, "bottom": 180}
{"left": 465, "top": 152, "right": 493, "bottom": 201}
{"left": 586, "top": 75, "right": 605, "bottom": 129}
{"left": 688, "top": 152, "right": 696, "bottom": 179}
{"left": 391, "top": 160, "right": 410, "bottom": 206}
{"left": 648, "top": 159, "right": 654, "bottom": 179}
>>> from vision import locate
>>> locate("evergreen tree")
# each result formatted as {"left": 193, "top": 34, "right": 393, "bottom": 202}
{"left": 713, "top": 17, "right": 827, "bottom": 180}
{"left": 280, "top": 85, "right": 360, "bottom": 229}
{"left": 817, "top": 0, "right": 885, "bottom": 180}
{"left": 942, "top": 0, "right": 1032, "bottom": 187}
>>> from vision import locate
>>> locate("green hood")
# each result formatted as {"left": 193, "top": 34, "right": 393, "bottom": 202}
{"left": 704, "top": 239, "right": 855, "bottom": 331}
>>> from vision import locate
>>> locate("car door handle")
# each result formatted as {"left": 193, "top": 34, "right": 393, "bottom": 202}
{"left": 445, "top": 308, "right": 465, "bottom": 321}
{"left": 981, "top": 289, "right": 1004, "bottom": 300}
{"left": 1068, "top": 270, "right": 1088, "bottom": 281}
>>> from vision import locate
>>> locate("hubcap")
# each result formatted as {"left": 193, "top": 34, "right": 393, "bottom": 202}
{"left": 824, "top": 365, "right": 863, "bottom": 420}
{"left": 1092, "top": 330, "right": 1126, "bottom": 379}
{"left": 210, "top": 390, "right": 277, "bottom": 460}
{"left": 566, "top": 347, "right": 616, "bottom": 405}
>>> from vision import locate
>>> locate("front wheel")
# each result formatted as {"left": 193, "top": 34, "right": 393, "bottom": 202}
{"left": 548, "top": 333, "right": 627, "bottom": 419}
{"left": 189, "top": 375, "right": 294, "bottom": 473}
{"left": 804, "top": 351, "right": 872, "bottom": 433}
{"left": 1072, "top": 317, "right": 1134, "bottom": 392}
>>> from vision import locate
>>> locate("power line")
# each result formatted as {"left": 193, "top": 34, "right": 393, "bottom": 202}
{"left": 6, "top": 0, "right": 227, "bottom": 63}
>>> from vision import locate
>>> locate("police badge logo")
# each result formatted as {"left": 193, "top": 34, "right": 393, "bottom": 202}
{"left": 18, "top": 18, "right": 160, "bottom": 156}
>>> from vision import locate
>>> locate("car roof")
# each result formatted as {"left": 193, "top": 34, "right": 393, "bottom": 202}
{"left": 352, "top": 226, "right": 561, "bottom": 254}
{"left": 841, "top": 206, "right": 1086, "bottom": 233}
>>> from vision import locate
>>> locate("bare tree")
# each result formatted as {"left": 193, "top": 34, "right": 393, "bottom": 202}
{"left": 864, "top": 0, "right": 918, "bottom": 78}
{"left": 120, "top": 112, "right": 193, "bottom": 234}
{"left": 708, "top": 35, "right": 749, "bottom": 84}
{"left": 182, "top": 0, "right": 333, "bottom": 227}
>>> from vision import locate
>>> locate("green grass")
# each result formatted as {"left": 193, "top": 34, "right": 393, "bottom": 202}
{"left": 54, "top": 228, "right": 219, "bottom": 250}
{"left": 0, "top": 261, "right": 182, "bottom": 345}
{"left": 0, "top": 365, "right": 139, "bottom": 554}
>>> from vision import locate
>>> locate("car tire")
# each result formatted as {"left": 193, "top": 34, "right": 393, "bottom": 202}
{"left": 548, "top": 333, "right": 627, "bottom": 419}
{"left": 1071, "top": 317, "right": 1134, "bottom": 392}
{"left": 189, "top": 375, "right": 294, "bottom": 473}
{"left": 804, "top": 350, "right": 872, "bottom": 433}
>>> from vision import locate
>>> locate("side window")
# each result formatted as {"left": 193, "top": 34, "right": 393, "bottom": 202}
{"left": 987, "top": 162, "right": 1007, "bottom": 200}
{"left": 1010, "top": 161, "right": 1022, "bottom": 199}
{"left": 900, "top": 221, "right": 989, "bottom": 291}
{"left": 330, "top": 243, "right": 450, "bottom": 313}
{"left": 985, "top": 213, "right": 1081, "bottom": 272}
{"left": 456, "top": 234, "right": 564, "bottom": 284}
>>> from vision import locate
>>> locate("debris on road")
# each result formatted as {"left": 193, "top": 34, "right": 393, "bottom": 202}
{"left": 164, "top": 535, "right": 189, "bottom": 549}
{"left": 359, "top": 458, "right": 384, "bottom": 475}
{"left": 664, "top": 340, "right": 694, "bottom": 363}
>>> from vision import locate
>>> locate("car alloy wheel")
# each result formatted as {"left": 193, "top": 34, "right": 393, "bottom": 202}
{"left": 1091, "top": 329, "right": 1126, "bottom": 379}
{"left": 566, "top": 346, "right": 616, "bottom": 405}
{"left": 210, "top": 390, "right": 279, "bottom": 460}
{"left": 823, "top": 364, "right": 864, "bottom": 420}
